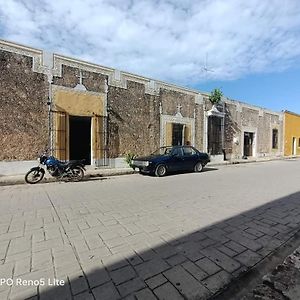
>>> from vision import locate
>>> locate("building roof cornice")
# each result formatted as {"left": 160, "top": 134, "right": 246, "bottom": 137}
{"left": 0, "top": 38, "right": 285, "bottom": 116}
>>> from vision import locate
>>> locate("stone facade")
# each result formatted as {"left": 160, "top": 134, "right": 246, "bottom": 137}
{"left": 108, "top": 81, "right": 159, "bottom": 157}
{"left": 0, "top": 39, "right": 284, "bottom": 167}
{"left": 214, "top": 100, "right": 283, "bottom": 160}
{"left": 53, "top": 65, "right": 107, "bottom": 93}
{"left": 0, "top": 50, "right": 48, "bottom": 160}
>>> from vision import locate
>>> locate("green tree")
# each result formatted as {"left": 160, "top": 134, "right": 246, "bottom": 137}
{"left": 209, "top": 88, "right": 223, "bottom": 105}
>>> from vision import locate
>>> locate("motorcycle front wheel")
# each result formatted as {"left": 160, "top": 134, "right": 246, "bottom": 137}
{"left": 70, "top": 167, "right": 84, "bottom": 181}
{"left": 25, "top": 169, "right": 45, "bottom": 184}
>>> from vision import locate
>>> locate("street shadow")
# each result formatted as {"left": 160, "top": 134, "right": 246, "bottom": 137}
{"left": 167, "top": 167, "right": 218, "bottom": 177}
{"left": 201, "top": 167, "right": 218, "bottom": 173}
{"left": 139, "top": 167, "right": 218, "bottom": 178}
{"left": 79, "top": 176, "right": 109, "bottom": 183}
{"left": 46, "top": 176, "right": 110, "bottom": 184}
{"left": 33, "top": 191, "right": 300, "bottom": 299}
{"left": 0, "top": 177, "right": 110, "bottom": 187}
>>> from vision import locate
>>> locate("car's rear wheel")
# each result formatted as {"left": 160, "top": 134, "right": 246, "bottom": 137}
{"left": 155, "top": 164, "right": 167, "bottom": 177}
{"left": 194, "top": 162, "right": 203, "bottom": 172}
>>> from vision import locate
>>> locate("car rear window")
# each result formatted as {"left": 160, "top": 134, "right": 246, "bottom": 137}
{"left": 183, "top": 147, "right": 196, "bottom": 156}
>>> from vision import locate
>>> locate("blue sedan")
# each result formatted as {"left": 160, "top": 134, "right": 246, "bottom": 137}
{"left": 131, "top": 146, "right": 210, "bottom": 177}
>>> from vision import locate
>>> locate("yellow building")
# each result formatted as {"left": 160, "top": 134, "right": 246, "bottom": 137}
{"left": 284, "top": 111, "right": 300, "bottom": 156}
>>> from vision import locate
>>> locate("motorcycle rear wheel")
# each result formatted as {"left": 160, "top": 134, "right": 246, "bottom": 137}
{"left": 70, "top": 167, "right": 84, "bottom": 181}
{"left": 25, "top": 169, "right": 44, "bottom": 184}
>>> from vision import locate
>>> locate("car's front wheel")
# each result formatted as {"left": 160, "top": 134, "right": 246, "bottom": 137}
{"left": 194, "top": 162, "right": 203, "bottom": 172}
{"left": 155, "top": 164, "right": 167, "bottom": 177}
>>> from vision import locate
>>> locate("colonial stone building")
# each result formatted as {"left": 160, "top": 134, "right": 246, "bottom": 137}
{"left": 0, "top": 40, "right": 284, "bottom": 169}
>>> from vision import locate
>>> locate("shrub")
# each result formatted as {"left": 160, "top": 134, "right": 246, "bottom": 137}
{"left": 125, "top": 152, "right": 136, "bottom": 167}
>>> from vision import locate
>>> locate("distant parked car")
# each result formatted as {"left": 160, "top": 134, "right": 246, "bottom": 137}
{"left": 131, "top": 145, "right": 210, "bottom": 177}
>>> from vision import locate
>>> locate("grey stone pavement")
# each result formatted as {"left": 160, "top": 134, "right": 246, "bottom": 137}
{"left": 0, "top": 159, "right": 300, "bottom": 300}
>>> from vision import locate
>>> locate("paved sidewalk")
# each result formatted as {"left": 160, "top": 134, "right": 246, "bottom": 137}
{"left": 0, "top": 160, "right": 300, "bottom": 299}
{"left": 0, "top": 156, "right": 297, "bottom": 186}
{"left": 0, "top": 168, "right": 136, "bottom": 186}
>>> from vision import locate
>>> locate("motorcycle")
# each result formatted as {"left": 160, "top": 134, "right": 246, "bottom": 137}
{"left": 25, "top": 155, "right": 86, "bottom": 184}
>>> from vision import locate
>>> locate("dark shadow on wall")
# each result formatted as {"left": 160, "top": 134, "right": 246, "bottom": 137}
{"left": 223, "top": 103, "right": 242, "bottom": 159}
{"left": 33, "top": 192, "right": 300, "bottom": 299}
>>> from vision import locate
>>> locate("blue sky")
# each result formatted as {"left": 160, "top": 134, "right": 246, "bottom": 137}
{"left": 194, "top": 67, "right": 300, "bottom": 113}
{"left": 0, "top": 0, "right": 300, "bottom": 113}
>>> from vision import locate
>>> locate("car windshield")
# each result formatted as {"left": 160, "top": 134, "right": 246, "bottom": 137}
{"left": 151, "top": 147, "right": 173, "bottom": 156}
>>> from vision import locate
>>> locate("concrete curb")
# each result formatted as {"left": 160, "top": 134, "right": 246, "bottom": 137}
{"left": 209, "top": 156, "right": 299, "bottom": 167}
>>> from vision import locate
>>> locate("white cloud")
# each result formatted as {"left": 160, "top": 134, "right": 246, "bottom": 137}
{"left": 1, "top": 0, "right": 300, "bottom": 85}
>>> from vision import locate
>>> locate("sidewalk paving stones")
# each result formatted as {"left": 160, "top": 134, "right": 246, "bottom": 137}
{"left": 200, "top": 248, "right": 241, "bottom": 273}
{"left": 117, "top": 277, "right": 146, "bottom": 297}
{"left": 164, "top": 265, "right": 211, "bottom": 299}
{"left": 202, "top": 270, "right": 232, "bottom": 294}
{"left": 134, "top": 288, "right": 157, "bottom": 300}
{"left": 153, "top": 282, "right": 184, "bottom": 300}
{"left": 110, "top": 265, "right": 137, "bottom": 285}
{"left": 195, "top": 257, "right": 222, "bottom": 276}
{"left": 145, "top": 274, "right": 168, "bottom": 290}
{"left": 92, "top": 281, "right": 121, "bottom": 300}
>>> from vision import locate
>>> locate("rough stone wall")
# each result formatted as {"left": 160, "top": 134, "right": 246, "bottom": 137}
{"left": 0, "top": 50, "right": 48, "bottom": 160}
{"left": 258, "top": 114, "right": 270, "bottom": 154}
{"left": 241, "top": 107, "right": 259, "bottom": 127}
{"left": 160, "top": 89, "right": 195, "bottom": 118}
{"left": 147, "top": 93, "right": 161, "bottom": 152}
{"left": 257, "top": 113, "right": 282, "bottom": 155}
{"left": 228, "top": 105, "right": 283, "bottom": 158}
{"left": 107, "top": 81, "right": 159, "bottom": 157}
{"left": 53, "top": 65, "right": 107, "bottom": 93}
{"left": 0, "top": 42, "right": 284, "bottom": 163}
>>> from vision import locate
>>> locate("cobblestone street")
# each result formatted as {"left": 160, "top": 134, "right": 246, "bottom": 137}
{"left": 1, "top": 159, "right": 300, "bottom": 300}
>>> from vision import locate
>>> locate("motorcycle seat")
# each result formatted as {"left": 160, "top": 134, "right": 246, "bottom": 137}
{"left": 55, "top": 159, "right": 86, "bottom": 168}
{"left": 66, "top": 159, "right": 86, "bottom": 167}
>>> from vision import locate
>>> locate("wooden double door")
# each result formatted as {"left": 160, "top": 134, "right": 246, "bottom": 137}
{"left": 244, "top": 132, "right": 254, "bottom": 157}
